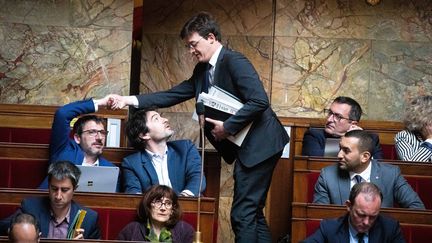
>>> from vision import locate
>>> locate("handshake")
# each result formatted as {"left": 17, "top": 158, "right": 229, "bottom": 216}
{"left": 94, "top": 94, "right": 136, "bottom": 110}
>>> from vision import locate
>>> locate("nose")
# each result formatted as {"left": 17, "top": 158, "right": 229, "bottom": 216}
{"left": 54, "top": 190, "right": 62, "bottom": 200}
{"left": 337, "top": 150, "right": 343, "bottom": 159}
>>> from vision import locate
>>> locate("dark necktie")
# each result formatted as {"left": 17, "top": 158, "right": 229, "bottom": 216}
{"left": 354, "top": 175, "right": 363, "bottom": 184}
{"left": 357, "top": 232, "right": 365, "bottom": 243}
{"left": 203, "top": 63, "right": 212, "bottom": 93}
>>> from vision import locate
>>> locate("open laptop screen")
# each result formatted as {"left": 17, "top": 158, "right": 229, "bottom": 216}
{"left": 76, "top": 165, "right": 119, "bottom": 193}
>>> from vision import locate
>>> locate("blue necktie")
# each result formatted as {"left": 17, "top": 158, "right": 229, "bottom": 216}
{"left": 357, "top": 232, "right": 365, "bottom": 243}
{"left": 355, "top": 175, "right": 363, "bottom": 184}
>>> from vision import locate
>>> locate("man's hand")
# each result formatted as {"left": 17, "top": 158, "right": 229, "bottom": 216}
{"left": 73, "top": 228, "right": 85, "bottom": 239}
{"left": 103, "top": 94, "right": 128, "bottom": 110}
{"left": 205, "top": 118, "right": 229, "bottom": 141}
{"left": 421, "top": 124, "right": 432, "bottom": 140}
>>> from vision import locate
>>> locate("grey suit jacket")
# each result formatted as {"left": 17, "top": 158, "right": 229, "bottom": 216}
{"left": 313, "top": 160, "right": 425, "bottom": 209}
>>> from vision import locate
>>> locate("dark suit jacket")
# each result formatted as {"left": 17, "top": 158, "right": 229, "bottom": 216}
{"left": 39, "top": 99, "right": 118, "bottom": 189}
{"left": 302, "top": 213, "right": 406, "bottom": 243}
{"left": 302, "top": 128, "right": 384, "bottom": 159}
{"left": 135, "top": 47, "right": 289, "bottom": 167}
{"left": 117, "top": 220, "right": 194, "bottom": 243}
{"left": 121, "top": 140, "right": 206, "bottom": 195}
{"left": 0, "top": 197, "right": 100, "bottom": 239}
{"left": 313, "top": 160, "right": 425, "bottom": 209}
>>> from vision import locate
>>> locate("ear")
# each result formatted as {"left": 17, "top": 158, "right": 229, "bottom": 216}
{"left": 345, "top": 200, "right": 352, "bottom": 212}
{"left": 139, "top": 132, "right": 151, "bottom": 141}
{"left": 360, "top": 151, "right": 371, "bottom": 163}
{"left": 73, "top": 133, "right": 81, "bottom": 144}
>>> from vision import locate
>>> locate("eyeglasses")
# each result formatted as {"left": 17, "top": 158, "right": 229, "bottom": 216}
{"left": 151, "top": 199, "right": 173, "bottom": 209}
{"left": 185, "top": 36, "right": 204, "bottom": 49}
{"left": 82, "top": 129, "right": 109, "bottom": 137}
{"left": 324, "top": 109, "right": 352, "bottom": 122}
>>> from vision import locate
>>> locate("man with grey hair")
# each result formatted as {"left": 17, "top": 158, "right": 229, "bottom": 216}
{"left": 303, "top": 182, "right": 406, "bottom": 243}
{"left": 0, "top": 161, "right": 101, "bottom": 239}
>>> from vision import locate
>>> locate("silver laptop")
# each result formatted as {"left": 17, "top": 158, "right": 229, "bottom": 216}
{"left": 76, "top": 165, "right": 119, "bottom": 193}
{"left": 324, "top": 138, "right": 341, "bottom": 157}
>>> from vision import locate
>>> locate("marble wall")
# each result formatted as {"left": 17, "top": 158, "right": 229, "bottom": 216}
{"left": 138, "top": 0, "right": 432, "bottom": 242}
{"left": 0, "top": 0, "right": 133, "bottom": 104}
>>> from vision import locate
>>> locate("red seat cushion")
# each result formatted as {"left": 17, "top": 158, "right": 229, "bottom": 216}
{"left": 307, "top": 172, "right": 320, "bottom": 202}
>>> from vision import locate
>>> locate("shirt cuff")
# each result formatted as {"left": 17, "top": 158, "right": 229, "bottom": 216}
{"left": 179, "top": 190, "right": 194, "bottom": 197}
{"left": 92, "top": 99, "right": 98, "bottom": 112}
{"left": 132, "top": 96, "right": 139, "bottom": 108}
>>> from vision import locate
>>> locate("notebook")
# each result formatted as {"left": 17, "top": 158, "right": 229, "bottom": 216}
{"left": 323, "top": 138, "right": 341, "bottom": 157}
{"left": 76, "top": 165, "right": 119, "bottom": 193}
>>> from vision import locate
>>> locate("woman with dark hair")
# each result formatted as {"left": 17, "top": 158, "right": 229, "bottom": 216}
{"left": 117, "top": 185, "right": 194, "bottom": 242}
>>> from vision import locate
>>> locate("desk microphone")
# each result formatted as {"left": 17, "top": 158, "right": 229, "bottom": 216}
{"left": 194, "top": 102, "right": 205, "bottom": 243}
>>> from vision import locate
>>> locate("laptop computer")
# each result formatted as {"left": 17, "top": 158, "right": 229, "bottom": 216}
{"left": 324, "top": 138, "right": 341, "bottom": 157}
{"left": 76, "top": 165, "right": 119, "bottom": 193}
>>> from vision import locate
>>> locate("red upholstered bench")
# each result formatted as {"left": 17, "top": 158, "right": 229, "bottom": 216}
{"left": 0, "top": 127, "right": 52, "bottom": 144}
{"left": 381, "top": 144, "right": 398, "bottom": 160}
{"left": 307, "top": 172, "right": 320, "bottom": 202}
{"left": 0, "top": 158, "right": 47, "bottom": 188}
{"left": 405, "top": 176, "right": 432, "bottom": 209}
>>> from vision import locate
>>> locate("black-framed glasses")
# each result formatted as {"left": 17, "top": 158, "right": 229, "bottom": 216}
{"left": 151, "top": 199, "right": 173, "bottom": 209}
{"left": 185, "top": 36, "right": 204, "bottom": 49}
{"left": 323, "top": 109, "right": 352, "bottom": 122}
{"left": 82, "top": 129, "right": 109, "bottom": 137}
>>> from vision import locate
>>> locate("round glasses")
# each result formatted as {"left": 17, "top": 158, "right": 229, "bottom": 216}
{"left": 323, "top": 109, "right": 352, "bottom": 122}
{"left": 151, "top": 199, "right": 173, "bottom": 209}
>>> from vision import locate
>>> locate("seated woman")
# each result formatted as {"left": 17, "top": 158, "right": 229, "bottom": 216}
{"left": 395, "top": 95, "right": 432, "bottom": 162}
{"left": 117, "top": 185, "right": 194, "bottom": 242}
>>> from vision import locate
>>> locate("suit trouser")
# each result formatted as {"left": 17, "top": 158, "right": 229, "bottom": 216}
{"left": 231, "top": 150, "right": 282, "bottom": 243}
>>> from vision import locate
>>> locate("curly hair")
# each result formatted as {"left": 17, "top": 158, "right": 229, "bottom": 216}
{"left": 403, "top": 96, "right": 432, "bottom": 136}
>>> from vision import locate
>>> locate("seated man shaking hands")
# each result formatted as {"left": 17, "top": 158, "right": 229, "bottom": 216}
{"left": 122, "top": 108, "right": 206, "bottom": 196}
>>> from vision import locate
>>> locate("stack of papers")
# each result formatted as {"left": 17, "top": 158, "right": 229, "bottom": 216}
{"left": 193, "top": 86, "right": 252, "bottom": 146}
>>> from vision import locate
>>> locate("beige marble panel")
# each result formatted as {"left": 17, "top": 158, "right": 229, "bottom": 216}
{"left": 0, "top": 0, "right": 133, "bottom": 30}
{"left": 0, "top": 0, "right": 71, "bottom": 26}
{"left": 141, "top": 0, "right": 273, "bottom": 36}
{"left": 217, "top": 196, "right": 235, "bottom": 243}
{"left": 140, "top": 34, "right": 273, "bottom": 111}
{"left": 71, "top": 0, "right": 133, "bottom": 29}
{"left": 275, "top": 0, "right": 432, "bottom": 41}
{"left": 271, "top": 36, "right": 371, "bottom": 117}
{"left": 0, "top": 23, "right": 131, "bottom": 104}
{"left": 368, "top": 40, "right": 432, "bottom": 120}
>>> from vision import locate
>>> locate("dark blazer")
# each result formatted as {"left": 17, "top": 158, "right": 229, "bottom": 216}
{"left": 0, "top": 197, "right": 100, "bottom": 239}
{"left": 302, "top": 213, "right": 406, "bottom": 243}
{"left": 302, "top": 128, "right": 384, "bottom": 159}
{"left": 117, "top": 220, "right": 194, "bottom": 243}
{"left": 313, "top": 160, "right": 425, "bottom": 209}
{"left": 121, "top": 140, "right": 206, "bottom": 195}
{"left": 39, "top": 99, "right": 118, "bottom": 189}
{"left": 135, "top": 47, "right": 289, "bottom": 167}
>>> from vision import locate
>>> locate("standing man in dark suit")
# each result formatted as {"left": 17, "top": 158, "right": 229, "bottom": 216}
{"left": 1, "top": 161, "right": 101, "bottom": 239}
{"left": 302, "top": 96, "right": 383, "bottom": 159}
{"left": 313, "top": 130, "right": 424, "bottom": 209}
{"left": 122, "top": 108, "right": 205, "bottom": 196}
{"left": 106, "top": 12, "right": 289, "bottom": 243}
{"left": 303, "top": 182, "right": 406, "bottom": 243}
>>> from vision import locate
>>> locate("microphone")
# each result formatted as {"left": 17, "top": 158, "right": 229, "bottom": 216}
{"left": 196, "top": 102, "right": 205, "bottom": 129}
{"left": 194, "top": 102, "right": 205, "bottom": 243}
